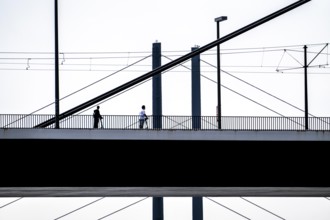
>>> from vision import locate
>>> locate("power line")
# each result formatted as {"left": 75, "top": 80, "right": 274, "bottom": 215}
{"left": 3, "top": 43, "right": 329, "bottom": 119}
{"left": 0, "top": 55, "right": 150, "bottom": 60}
{"left": 0, "top": 42, "right": 327, "bottom": 54}
{"left": 0, "top": 43, "right": 328, "bottom": 60}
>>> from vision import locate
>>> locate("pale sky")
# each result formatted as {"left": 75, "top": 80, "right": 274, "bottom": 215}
{"left": 0, "top": 0, "right": 329, "bottom": 116}
{"left": 0, "top": 197, "right": 330, "bottom": 220}
{"left": 0, "top": 0, "right": 330, "bottom": 219}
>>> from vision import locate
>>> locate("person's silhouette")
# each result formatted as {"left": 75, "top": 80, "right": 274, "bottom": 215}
{"left": 93, "top": 106, "right": 103, "bottom": 128}
{"left": 139, "top": 105, "right": 148, "bottom": 129}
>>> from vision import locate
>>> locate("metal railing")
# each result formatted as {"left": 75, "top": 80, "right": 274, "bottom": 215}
{"left": 1, "top": 114, "right": 330, "bottom": 131}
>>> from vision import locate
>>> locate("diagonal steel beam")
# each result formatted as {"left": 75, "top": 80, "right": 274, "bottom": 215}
{"left": 36, "top": 0, "right": 311, "bottom": 128}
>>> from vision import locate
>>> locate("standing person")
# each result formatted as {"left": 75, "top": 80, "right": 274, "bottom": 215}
{"left": 139, "top": 105, "right": 148, "bottom": 129}
{"left": 93, "top": 106, "right": 103, "bottom": 128}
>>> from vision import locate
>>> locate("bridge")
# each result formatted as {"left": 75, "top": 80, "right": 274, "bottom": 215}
{"left": 1, "top": 0, "right": 330, "bottom": 200}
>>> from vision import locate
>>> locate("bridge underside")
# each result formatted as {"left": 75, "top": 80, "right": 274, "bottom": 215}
{"left": 1, "top": 129, "right": 329, "bottom": 197}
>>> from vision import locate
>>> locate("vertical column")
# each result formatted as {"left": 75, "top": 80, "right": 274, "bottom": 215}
{"left": 153, "top": 197, "right": 164, "bottom": 220}
{"left": 193, "top": 197, "right": 203, "bottom": 220}
{"left": 216, "top": 21, "right": 221, "bottom": 129}
{"left": 152, "top": 42, "right": 162, "bottom": 129}
{"left": 304, "top": 45, "right": 308, "bottom": 130}
{"left": 54, "top": 0, "right": 60, "bottom": 128}
{"left": 191, "top": 46, "right": 201, "bottom": 129}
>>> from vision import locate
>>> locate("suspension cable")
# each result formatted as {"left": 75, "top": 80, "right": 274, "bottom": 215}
{"left": 200, "top": 59, "right": 316, "bottom": 117}
{"left": 205, "top": 197, "right": 251, "bottom": 220}
{"left": 96, "top": 197, "right": 149, "bottom": 220}
{"left": 240, "top": 197, "right": 286, "bottom": 220}
{"left": 33, "top": 54, "right": 149, "bottom": 116}
{"left": 0, "top": 197, "right": 23, "bottom": 209}
{"left": 2, "top": 55, "right": 151, "bottom": 127}
{"left": 162, "top": 55, "right": 297, "bottom": 119}
{"left": 53, "top": 197, "right": 105, "bottom": 220}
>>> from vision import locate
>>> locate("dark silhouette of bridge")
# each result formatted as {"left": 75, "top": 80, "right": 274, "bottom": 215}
{"left": 1, "top": 0, "right": 329, "bottom": 199}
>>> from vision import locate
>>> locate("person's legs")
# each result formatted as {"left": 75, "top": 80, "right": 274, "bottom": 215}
{"left": 139, "top": 119, "right": 144, "bottom": 129}
{"left": 94, "top": 119, "right": 99, "bottom": 128}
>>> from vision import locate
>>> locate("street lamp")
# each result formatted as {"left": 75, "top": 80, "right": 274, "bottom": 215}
{"left": 214, "top": 16, "right": 227, "bottom": 129}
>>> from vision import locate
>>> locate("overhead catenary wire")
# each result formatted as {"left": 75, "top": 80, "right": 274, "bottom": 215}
{"left": 0, "top": 42, "right": 327, "bottom": 55}
{"left": 0, "top": 43, "right": 329, "bottom": 62}
{"left": 327, "top": 45, "right": 329, "bottom": 65}
{"left": 285, "top": 50, "right": 303, "bottom": 66}
{"left": 2, "top": 42, "right": 329, "bottom": 121}
{"left": 276, "top": 49, "right": 286, "bottom": 72}
{"left": 308, "top": 43, "right": 329, "bottom": 67}
{"left": 1, "top": 43, "right": 329, "bottom": 72}
{"left": 0, "top": 55, "right": 150, "bottom": 60}
{"left": 0, "top": 67, "right": 328, "bottom": 74}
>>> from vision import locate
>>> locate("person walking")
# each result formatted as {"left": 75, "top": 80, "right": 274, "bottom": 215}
{"left": 93, "top": 106, "right": 103, "bottom": 128}
{"left": 139, "top": 105, "right": 148, "bottom": 129}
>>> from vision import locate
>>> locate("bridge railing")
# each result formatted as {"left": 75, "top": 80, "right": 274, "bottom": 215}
{"left": 1, "top": 114, "right": 330, "bottom": 130}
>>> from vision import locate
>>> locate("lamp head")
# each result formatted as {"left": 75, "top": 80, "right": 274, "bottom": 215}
{"left": 215, "top": 16, "right": 227, "bottom": 22}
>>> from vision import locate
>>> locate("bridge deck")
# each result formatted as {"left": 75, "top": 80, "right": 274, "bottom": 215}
{"left": 1, "top": 129, "right": 329, "bottom": 197}
{"left": 1, "top": 128, "right": 330, "bottom": 141}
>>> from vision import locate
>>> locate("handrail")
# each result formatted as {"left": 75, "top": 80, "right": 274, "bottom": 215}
{"left": 3, "top": 114, "right": 330, "bottom": 131}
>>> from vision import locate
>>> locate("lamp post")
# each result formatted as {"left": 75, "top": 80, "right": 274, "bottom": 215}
{"left": 214, "top": 16, "right": 227, "bottom": 129}
{"left": 54, "top": 0, "right": 60, "bottom": 129}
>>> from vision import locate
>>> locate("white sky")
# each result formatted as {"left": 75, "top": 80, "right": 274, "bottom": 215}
{"left": 0, "top": 197, "right": 330, "bottom": 220}
{"left": 0, "top": 0, "right": 330, "bottom": 218}
{"left": 0, "top": 0, "right": 329, "bottom": 117}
